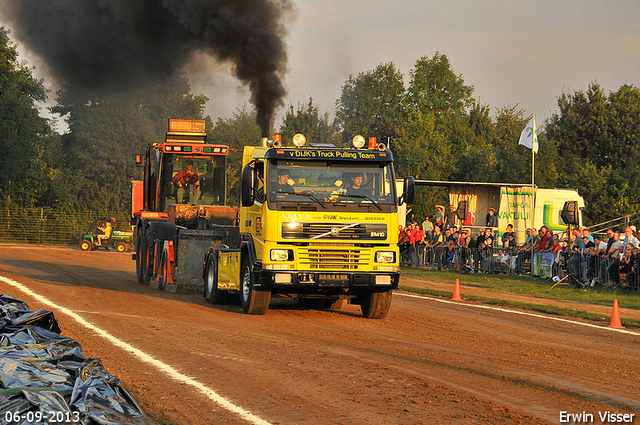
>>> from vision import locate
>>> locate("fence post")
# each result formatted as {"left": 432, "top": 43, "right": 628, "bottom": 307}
{"left": 39, "top": 207, "right": 44, "bottom": 245}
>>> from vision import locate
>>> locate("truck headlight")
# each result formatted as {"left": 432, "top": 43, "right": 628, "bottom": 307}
{"left": 271, "top": 249, "right": 292, "bottom": 261}
{"left": 375, "top": 251, "right": 395, "bottom": 263}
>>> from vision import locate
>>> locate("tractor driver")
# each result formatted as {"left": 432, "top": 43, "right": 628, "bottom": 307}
{"left": 174, "top": 159, "right": 200, "bottom": 203}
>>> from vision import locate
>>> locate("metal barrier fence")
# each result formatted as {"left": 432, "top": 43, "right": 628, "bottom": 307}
{"left": 402, "top": 244, "right": 639, "bottom": 291}
{"left": 0, "top": 208, "right": 129, "bottom": 246}
{"left": 2, "top": 208, "right": 637, "bottom": 291}
{"left": 562, "top": 252, "right": 639, "bottom": 290}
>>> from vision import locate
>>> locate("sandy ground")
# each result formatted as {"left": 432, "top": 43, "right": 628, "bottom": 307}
{"left": 1, "top": 244, "right": 638, "bottom": 425}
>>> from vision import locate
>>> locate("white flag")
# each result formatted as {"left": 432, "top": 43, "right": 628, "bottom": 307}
{"left": 518, "top": 116, "right": 539, "bottom": 153}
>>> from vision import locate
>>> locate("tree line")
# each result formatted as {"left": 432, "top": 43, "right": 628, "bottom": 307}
{"left": 1, "top": 27, "right": 639, "bottom": 226}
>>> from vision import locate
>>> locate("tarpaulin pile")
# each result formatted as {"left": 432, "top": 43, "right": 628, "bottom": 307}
{"left": 0, "top": 294, "right": 148, "bottom": 424}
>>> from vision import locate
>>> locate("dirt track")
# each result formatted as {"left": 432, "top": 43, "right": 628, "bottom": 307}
{"left": 1, "top": 244, "right": 639, "bottom": 425}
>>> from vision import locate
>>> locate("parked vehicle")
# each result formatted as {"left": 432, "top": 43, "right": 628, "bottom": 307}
{"left": 399, "top": 180, "right": 585, "bottom": 242}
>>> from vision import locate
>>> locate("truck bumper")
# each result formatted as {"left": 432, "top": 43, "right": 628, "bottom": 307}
{"left": 255, "top": 270, "right": 399, "bottom": 293}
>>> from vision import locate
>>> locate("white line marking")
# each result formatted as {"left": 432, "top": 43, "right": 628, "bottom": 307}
{"left": 0, "top": 275, "right": 271, "bottom": 425}
{"left": 396, "top": 292, "right": 640, "bottom": 336}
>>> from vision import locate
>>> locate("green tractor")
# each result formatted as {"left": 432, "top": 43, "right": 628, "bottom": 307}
{"left": 79, "top": 217, "right": 133, "bottom": 252}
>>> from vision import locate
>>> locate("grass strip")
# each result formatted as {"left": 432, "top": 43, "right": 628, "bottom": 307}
{"left": 399, "top": 280, "right": 640, "bottom": 329}
{"left": 400, "top": 268, "right": 640, "bottom": 309}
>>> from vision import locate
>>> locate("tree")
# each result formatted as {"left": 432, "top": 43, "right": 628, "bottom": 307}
{"left": 393, "top": 108, "right": 452, "bottom": 218}
{"left": 51, "top": 75, "right": 208, "bottom": 214}
{"left": 405, "top": 52, "right": 478, "bottom": 179}
{"left": 406, "top": 52, "right": 474, "bottom": 117}
{"left": 452, "top": 102, "right": 498, "bottom": 182}
{"left": 335, "top": 62, "right": 405, "bottom": 145}
{"left": 547, "top": 83, "right": 613, "bottom": 169}
{"left": 546, "top": 83, "right": 640, "bottom": 222}
{"left": 279, "top": 97, "right": 339, "bottom": 145}
{"left": 0, "top": 27, "right": 62, "bottom": 209}
{"left": 210, "top": 106, "right": 261, "bottom": 205}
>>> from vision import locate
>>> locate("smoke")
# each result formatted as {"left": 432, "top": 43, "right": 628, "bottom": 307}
{"left": 0, "top": 0, "right": 293, "bottom": 135}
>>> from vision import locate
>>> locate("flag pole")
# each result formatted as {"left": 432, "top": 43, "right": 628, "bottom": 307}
{"left": 530, "top": 114, "right": 536, "bottom": 277}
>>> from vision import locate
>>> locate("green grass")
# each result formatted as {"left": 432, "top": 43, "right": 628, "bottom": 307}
{"left": 399, "top": 268, "right": 640, "bottom": 328}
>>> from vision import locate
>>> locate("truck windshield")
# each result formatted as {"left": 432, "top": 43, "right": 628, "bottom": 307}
{"left": 268, "top": 160, "right": 397, "bottom": 212}
{"left": 159, "top": 154, "right": 226, "bottom": 211}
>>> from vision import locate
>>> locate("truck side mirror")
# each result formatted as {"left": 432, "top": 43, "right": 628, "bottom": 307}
{"left": 135, "top": 155, "right": 143, "bottom": 167}
{"left": 399, "top": 176, "right": 415, "bottom": 205}
{"left": 241, "top": 165, "right": 255, "bottom": 207}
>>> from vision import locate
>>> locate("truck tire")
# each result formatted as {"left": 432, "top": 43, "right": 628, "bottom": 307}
{"left": 204, "top": 256, "right": 229, "bottom": 305}
{"left": 142, "top": 234, "right": 154, "bottom": 285}
{"left": 135, "top": 236, "right": 145, "bottom": 285}
{"left": 360, "top": 290, "right": 393, "bottom": 319}
{"left": 80, "top": 240, "right": 92, "bottom": 251}
{"left": 240, "top": 258, "right": 270, "bottom": 315}
{"left": 150, "top": 250, "right": 164, "bottom": 290}
{"left": 115, "top": 242, "right": 127, "bottom": 253}
{"left": 155, "top": 252, "right": 167, "bottom": 291}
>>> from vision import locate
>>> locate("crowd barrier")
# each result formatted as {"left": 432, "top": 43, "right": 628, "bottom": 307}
{"left": 401, "top": 244, "right": 639, "bottom": 291}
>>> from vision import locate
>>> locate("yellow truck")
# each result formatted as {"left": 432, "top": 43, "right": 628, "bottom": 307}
{"left": 203, "top": 134, "right": 415, "bottom": 318}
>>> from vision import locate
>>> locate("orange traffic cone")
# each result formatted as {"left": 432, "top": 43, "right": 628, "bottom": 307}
{"left": 608, "top": 299, "right": 625, "bottom": 329}
{"left": 450, "top": 278, "right": 462, "bottom": 301}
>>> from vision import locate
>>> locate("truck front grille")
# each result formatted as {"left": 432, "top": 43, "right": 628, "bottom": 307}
{"left": 282, "top": 222, "right": 387, "bottom": 240}
{"left": 298, "top": 248, "right": 369, "bottom": 270}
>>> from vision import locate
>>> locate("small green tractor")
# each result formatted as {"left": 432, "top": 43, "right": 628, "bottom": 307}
{"left": 79, "top": 217, "right": 133, "bottom": 252}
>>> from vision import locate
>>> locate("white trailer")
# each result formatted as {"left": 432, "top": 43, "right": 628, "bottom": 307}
{"left": 400, "top": 180, "right": 585, "bottom": 243}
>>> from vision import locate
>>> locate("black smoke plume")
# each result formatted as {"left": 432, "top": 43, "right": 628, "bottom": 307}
{"left": 0, "top": 0, "right": 292, "bottom": 135}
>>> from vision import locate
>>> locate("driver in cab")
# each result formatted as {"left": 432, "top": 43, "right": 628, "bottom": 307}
{"left": 273, "top": 168, "right": 294, "bottom": 193}
{"left": 174, "top": 159, "right": 199, "bottom": 203}
{"left": 345, "top": 172, "right": 369, "bottom": 196}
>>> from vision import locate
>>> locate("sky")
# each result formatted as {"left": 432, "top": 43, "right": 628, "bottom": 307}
{"left": 5, "top": 0, "right": 640, "bottom": 133}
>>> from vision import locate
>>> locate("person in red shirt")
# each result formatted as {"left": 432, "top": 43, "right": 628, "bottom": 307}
{"left": 398, "top": 226, "right": 410, "bottom": 266}
{"left": 173, "top": 159, "right": 199, "bottom": 203}
{"left": 535, "top": 226, "right": 549, "bottom": 252}
{"left": 406, "top": 225, "right": 417, "bottom": 266}
{"left": 411, "top": 222, "right": 426, "bottom": 266}
{"left": 462, "top": 210, "right": 476, "bottom": 227}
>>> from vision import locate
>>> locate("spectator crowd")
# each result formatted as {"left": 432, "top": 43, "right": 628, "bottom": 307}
{"left": 399, "top": 204, "right": 639, "bottom": 291}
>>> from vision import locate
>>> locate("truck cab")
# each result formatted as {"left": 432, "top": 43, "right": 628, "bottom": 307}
{"left": 203, "top": 134, "right": 415, "bottom": 318}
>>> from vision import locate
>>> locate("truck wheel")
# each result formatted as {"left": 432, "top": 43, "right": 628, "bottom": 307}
{"left": 115, "top": 242, "right": 127, "bottom": 253}
{"left": 80, "top": 240, "right": 92, "bottom": 251}
{"left": 204, "top": 257, "right": 229, "bottom": 305}
{"left": 323, "top": 298, "right": 346, "bottom": 311}
{"left": 135, "top": 236, "right": 145, "bottom": 285}
{"left": 360, "top": 290, "right": 393, "bottom": 319}
{"left": 142, "top": 236, "right": 154, "bottom": 285}
{"left": 155, "top": 252, "right": 167, "bottom": 291}
{"left": 240, "top": 258, "right": 270, "bottom": 315}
